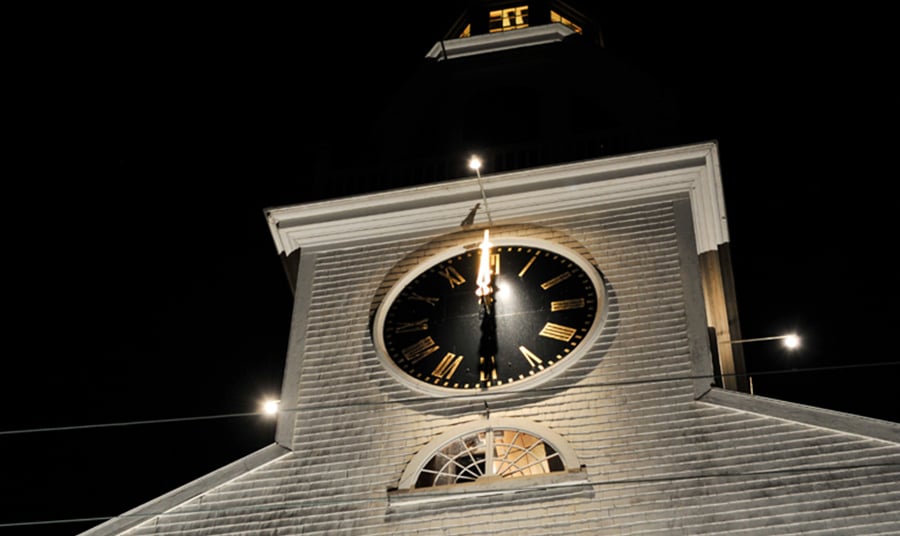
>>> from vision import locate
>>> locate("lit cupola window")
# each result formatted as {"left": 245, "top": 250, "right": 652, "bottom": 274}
{"left": 550, "top": 10, "right": 582, "bottom": 34}
{"left": 489, "top": 5, "right": 529, "bottom": 33}
{"left": 426, "top": 2, "right": 600, "bottom": 61}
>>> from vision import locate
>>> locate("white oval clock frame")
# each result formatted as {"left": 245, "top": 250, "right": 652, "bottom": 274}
{"left": 372, "top": 236, "right": 608, "bottom": 398}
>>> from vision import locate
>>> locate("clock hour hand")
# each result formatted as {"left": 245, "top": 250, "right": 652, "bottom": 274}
{"left": 479, "top": 303, "right": 498, "bottom": 386}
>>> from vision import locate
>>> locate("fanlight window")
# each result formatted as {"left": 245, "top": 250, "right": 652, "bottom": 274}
{"left": 397, "top": 418, "right": 582, "bottom": 495}
{"left": 415, "top": 428, "right": 564, "bottom": 487}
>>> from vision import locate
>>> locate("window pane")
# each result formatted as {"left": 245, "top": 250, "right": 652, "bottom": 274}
{"left": 550, "top": 10, "right": 582, "bottom": 34}
{"left": 415, "top": 428, "right": 563, "bottom": 488}
{"left": 489, "top": 6, "right": 529, "bottom": 33}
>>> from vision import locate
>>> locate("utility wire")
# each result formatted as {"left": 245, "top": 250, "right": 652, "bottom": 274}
{"left": 1, "top": 361, "right": 897, "bottom": 436}
{"left": 1, "top": 363, "right": 897, "bottom": 529}
{"left": 0, "top": 412, "right": 260, "bottom": 436}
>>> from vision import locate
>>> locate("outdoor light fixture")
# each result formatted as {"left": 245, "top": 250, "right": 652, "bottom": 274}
{"left": 782, "top": 334, "right": 801, "bottom": 349}
{"left": 721, "top": 333, "right": 802, "bottom": 395}
{"left": 262, "top": 399, "right": 280, "bottom": 416}
{"left": 727, "top": 333, "right": 801, "bottom": 350}
{"left": 468, "top": 154, "right": 493, "bottom": 227}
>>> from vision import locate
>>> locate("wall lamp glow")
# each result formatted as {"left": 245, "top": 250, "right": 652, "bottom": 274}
{"left": 727, "top": 333, "right": 801, "bottom": 350}
{"left": 720, "top": 333, "right": 801, "bottom": 394}
{"left": 262, "top": 399, "right": 280, "bottom": 416}
{"left": 468, "top": 154, "right": 493, "bottom": 227}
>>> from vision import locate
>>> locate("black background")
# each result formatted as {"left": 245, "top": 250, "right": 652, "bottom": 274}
{"left": 3, "top": 4, "right": 897, "bottom": 534}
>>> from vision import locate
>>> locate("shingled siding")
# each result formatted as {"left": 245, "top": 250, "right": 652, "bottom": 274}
{"left": 121, "top": 197, "right": 900, "bottom": 535}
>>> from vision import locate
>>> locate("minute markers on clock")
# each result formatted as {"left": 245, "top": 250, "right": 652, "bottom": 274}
{"left": 392, "top": 309, "right": 591, "bottom": 327}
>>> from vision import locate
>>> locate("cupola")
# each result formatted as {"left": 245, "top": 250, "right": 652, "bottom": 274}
{"left": 428, "top": 0, "right": 602, "bottom": 61}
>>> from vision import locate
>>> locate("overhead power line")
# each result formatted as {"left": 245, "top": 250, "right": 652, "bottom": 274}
{"left": 0, "top": 412, "right": 260, "bottom": 436}
{"left": 1, "top": 361, "right": 897, "bottom": 437}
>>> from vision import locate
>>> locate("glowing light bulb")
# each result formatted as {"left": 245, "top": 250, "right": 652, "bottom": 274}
{"left": 262, "top": 399, "right": 280, "bottom": 416}
{"left": 469, "top": 155, "right": 482, "bottom": 171}
{"left": 783, "top": 334, "right": 800, "bottom": 349}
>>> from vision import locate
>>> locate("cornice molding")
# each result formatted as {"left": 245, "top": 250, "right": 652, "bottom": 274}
{"left": 425, "top": 23, "right": 575, "bottom": 61}
{"left": 265, "top": 142, "right": 728, "bottom": 255}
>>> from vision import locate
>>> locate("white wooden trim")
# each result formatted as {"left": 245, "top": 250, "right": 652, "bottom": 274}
{"left": 425, "top": 23, "right": 575, "bottom": 61}
{"left": 265, "top": 143, "right": 728, "bottom": 255}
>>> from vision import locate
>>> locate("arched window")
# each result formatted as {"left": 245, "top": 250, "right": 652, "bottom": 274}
{"left": 392, "top": 418, "right": 587, "bottom": 508}
{"left": 415, "top": 427, "right": 564, "bottom": 487}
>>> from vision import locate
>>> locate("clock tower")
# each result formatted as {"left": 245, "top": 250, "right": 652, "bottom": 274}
{"left": 265, "top": 141, "right": 731, "bottom": 513}
{"left": 302, "top": 0, "right": 748, "bottom": 392}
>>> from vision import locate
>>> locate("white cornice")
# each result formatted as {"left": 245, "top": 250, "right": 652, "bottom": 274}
{"left": 265, "top": 142, "right": 729, "bottom": 255}
{"left": 425, "top": 23, "right": 575, "bottom": 61}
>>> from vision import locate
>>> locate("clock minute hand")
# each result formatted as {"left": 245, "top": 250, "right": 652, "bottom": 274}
{"left": 475, "top": 229, "right": 494, "bottom": 315}
{"left": 475, "top": 229, "right": 498, "bottom": 386}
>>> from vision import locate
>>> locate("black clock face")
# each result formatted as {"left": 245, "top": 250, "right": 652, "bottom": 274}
{"left": 374, "top": 239, "right": 605, "bottom": 394}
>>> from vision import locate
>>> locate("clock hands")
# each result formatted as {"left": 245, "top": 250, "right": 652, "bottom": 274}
{"left": 476, "top": 230, "right": 498, "bottom": 387}
{"left": 470, "top": 157, "right": 498, "bottom": 388}
{"left": 475, "top": 229, "right": 494, "bottom": 315}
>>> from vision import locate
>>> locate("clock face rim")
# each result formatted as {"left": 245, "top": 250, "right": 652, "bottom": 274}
{"left": 372, "top": 236, "right": 608, "bottom": 397}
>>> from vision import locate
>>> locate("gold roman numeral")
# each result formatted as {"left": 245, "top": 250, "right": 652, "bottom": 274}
{"left": 437, "top": 266, "right": 466, "bottom": 288}
{"left": 409, "top": 292, "right": 439, "bottom": 306}
{"left": 432, "top": 352, "right": 463, "bottom": 380}
{"left": 539, "top": 322, "right": 577, "bottom": 342}
{"left": 518, "top": 254, "right": 539, "bottom": 278}
{"left": 551, "top": 298, "right": 585, "bottom": 311}
{"left": 480, "top": 356, "right": 497, "bottom": 382}
{"left": 401, "top": 336, "right": 440, "bottom": 363}
{"left": 490, "top": 253, "right": 500, "bottom": 275}
{"left": 540, "top": 271, "right": 571, "bottom": 289}
{"left": 394, "top": 318, "right": 429, "bottom": 333}
{"left": 518, "top": 346, "right": 543, "bottom": 367}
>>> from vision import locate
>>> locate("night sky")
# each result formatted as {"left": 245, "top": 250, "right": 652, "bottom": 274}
{"left": 4, "top": 4, "right": 897, "bottom": 534}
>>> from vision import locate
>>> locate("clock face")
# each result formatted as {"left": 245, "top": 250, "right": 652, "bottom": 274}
{"left": 373, "top": 238, "right": 606, "bottom": 395}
